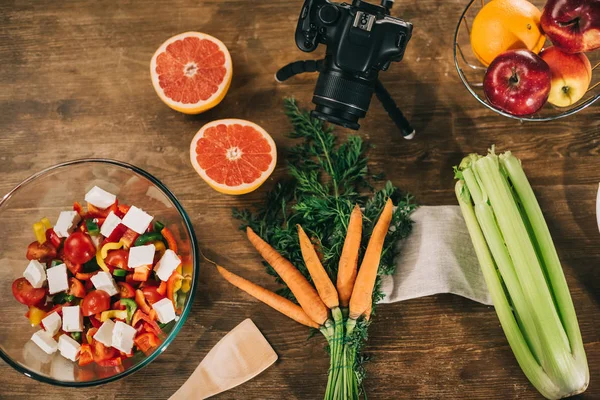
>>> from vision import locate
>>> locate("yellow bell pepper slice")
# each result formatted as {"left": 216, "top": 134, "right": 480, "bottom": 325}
{"left": 181, "top": 275, "right": 192, "bottom": 293}
{"left": 33, "top": 222, "right": 46, "bottom": 244}
{"left": 101, "top": 241, "right": 124, "bottom": 259}
{"left": 100, "top": 309, "right": 128, "bottom": 322}
{"left": 27, "top": 306, "right": 46, "bottom": 327}
{"left": 40, "top": 217, "right": 52, "bottom": 230}
{"left": 96, "top": 250, "right": 110, "bottom": 272}
{"left": 153, "top": 240, "right": 166, "bottom": 258}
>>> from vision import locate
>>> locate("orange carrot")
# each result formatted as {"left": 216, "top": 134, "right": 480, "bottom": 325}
{"left": 216, "top": 265, "right": 319, "bottom": 328}
{"left": 246, "top": 227, "right": 329, "bottom": 326}
{"left": 348, "top": 198, "right": 394, "bottom": 320}
{"left": 336, "top": 205, "right": 362, "bottom": 307}
{"left": 297, "top": 225, "right": 339, "bottom": 309}
{"left": 364, "top": 298, "right": 373, "bottom": 321}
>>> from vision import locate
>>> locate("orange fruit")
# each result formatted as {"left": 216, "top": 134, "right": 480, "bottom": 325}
{"left": 190, "top": 119, "right": 277, "bottom": 195}
{"left": 470, "top": 0, "right": 545, "bottom": 66}
{"left": 150, "top": 32, "right": 232, "bottom": 114}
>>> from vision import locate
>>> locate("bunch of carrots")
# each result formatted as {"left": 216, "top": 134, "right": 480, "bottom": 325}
{"left": 215, "top": 198, "right": 394, "bottom": 399}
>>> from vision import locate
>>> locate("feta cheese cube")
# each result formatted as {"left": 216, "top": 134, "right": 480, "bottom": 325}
{"left": 154, "top": 249, "right": 182, "bottom": 281}
{"left": 54, "top": 211, "right": 81, "bottom": 238}
{"left": 58, "top": 334, "right": 81, "bottom": 362}
{"left": 90, "top": 271, "right": 119, "bottom": 296}
{"left": 128, "top": 244, "right": 156, "bottom": 268}
{"left": 85, "top": 186, "right": 117, "bottom": 209}
{"left": 121, "top": 205, "right": 153, "bottom": 234}
{"left": 152, "top": 297, "right": 176, "bottom": 324}
{"left": 31, "top": 330, "right": 58, "bottom": 355}
{"left": 111, "top": 321, "right": 137, "bottom": 354}
{"left": 90, "top": 234, "right": 102, "bottom": 249}
{"left": 93, "top": 319, "right": 115, "bottom": 347}
{"left": 23, "top": 259, "right": 47, "bottom": 288}
{"left": 62, "top": 306, "right": 83, "bottom": 332}
{"left": 47, "top": 264, "right": 69, "bottom": 294}
{"left": 100, "top": 211, "right": 122, "bottom": 237}
{"left": 41, "top": 312, "right": 62, "bottom": 336}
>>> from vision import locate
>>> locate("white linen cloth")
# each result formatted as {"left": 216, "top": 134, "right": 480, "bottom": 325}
{"left": 381, "top": 206, "right": 492, "bottom": 305}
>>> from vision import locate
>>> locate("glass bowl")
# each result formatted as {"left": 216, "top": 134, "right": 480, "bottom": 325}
{"left": 0, "top": 159, "right": 199, "bottom": 386}
{"left": 453, "top": 0, "right": 600, "bottom": 121}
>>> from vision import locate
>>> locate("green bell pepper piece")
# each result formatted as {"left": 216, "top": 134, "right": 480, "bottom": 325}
{"left": 134, "top": 232, "right": 164, "bottom": 246}
{"left": 85, "top": 220, "right": 100, "bottom": 236}
{"left": 120, "top": 298, "right": 137, "bottom": 324}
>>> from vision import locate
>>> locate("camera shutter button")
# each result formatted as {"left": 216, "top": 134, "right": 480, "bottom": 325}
{"left": 318, "top": 5, "right": 339, "bottom": 25}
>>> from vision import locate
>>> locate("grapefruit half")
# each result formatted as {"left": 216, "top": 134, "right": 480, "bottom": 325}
{"left": 190, "top": 119, "right": 277, "bottom": 195}
{"left": 150, "top": 32, "right": 232, "bottom": 114}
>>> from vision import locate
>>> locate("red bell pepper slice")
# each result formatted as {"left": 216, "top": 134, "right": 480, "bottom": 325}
{"left": 142, "top": 321, "right": 163, "bottom": 337}
{"left": 97, "top": 357, "right": 122, "bottom": 367}
{"left": 134, "top": 332, "right": 161, "bottom": 354}
{"left": 157, "top": 281, "right": 167, "bottom": 296}
{"left": 160, "top": 227, "right": 178, "bottom": 253}
{"left": 89, "top": 316, "right": 102, "bottom": 329}
{"left": 135, "top": 290, "right": 151, "bottom": 314}
{"left": 73, "top": 201, "right": 85, "bottom": 217}
{"left": 133, "top": 266, "right": 151, "bottom": 282}
{"left": 87, "top": 201, "right": 118, "bottom": 219}
{"left": 75, "top": 271, "right": 98, "bottom": 281}
{"left": 43, "top": 304, "right": 65, "bottom": 318}
{"left": 117, "top": 204, "right": 130, "bottom": 218}
{"left": 78, "top": 344, "right": 94, "bottom": 366}
{"left": 102, "top": 223, "right": 127, "bottom": 245}
{"left": 120, "top": 228, "right": 139, "bottom": 249}
{"left": 45, "top": 228, "right": 62, "bottom": 248}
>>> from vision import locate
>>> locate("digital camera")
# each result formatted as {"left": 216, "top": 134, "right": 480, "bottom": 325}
{"left": 293, "top": 0, "right": 413, "bottom": 130}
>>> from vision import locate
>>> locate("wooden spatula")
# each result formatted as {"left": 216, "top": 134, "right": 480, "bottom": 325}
{"left": 169, "top": 319, "right": 278, "bottom": 399}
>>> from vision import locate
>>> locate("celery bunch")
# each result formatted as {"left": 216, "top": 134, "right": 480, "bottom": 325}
{"left": 455, "top": 149, "right": 589, "bottom": 399}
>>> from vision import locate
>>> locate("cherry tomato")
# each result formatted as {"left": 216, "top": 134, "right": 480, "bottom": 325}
{"left": 63, "top": 257, "right": 82, "bottom": 275}
{"left": 26, "top": 241, "right": 57, "bottom": 262}
{"left": 68, "top": 277, "right": 86, "bottom": 298}
{"left": 12, "top": 278, "right": 47, "bottom": 306}
{"left": 80, "top": 290, "right": 111, "bottom": 316}
{"left": 93, "top": 340, "right": 118, "bottom": 362}
{"left": 117, "top": 282, "right": 135, "bottom": 299}
{"left": 142, "top": 286, "right": 165, "bottom": 305}
{"left": 63, "top": 232, "right": 96, "bottom": 264}
{"left": 105, "top": 250, "right": 129, "bottom": 269}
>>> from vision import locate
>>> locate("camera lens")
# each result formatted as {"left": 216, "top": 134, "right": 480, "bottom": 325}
{"left": 311, "top": 69, "right": 375, "bottom": 130}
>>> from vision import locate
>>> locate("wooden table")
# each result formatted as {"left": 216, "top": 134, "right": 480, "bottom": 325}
{"left": 0, "top": 0, "right": 598, "bottom": 398}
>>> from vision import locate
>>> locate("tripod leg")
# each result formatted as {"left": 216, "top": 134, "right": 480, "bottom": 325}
{"left": 275, "top": 60, "right": 324, "bottom": 82}
{"left": 374, "top": 80, "right": 415, "bottom": 139}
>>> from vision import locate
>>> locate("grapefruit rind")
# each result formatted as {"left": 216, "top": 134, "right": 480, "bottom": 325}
{"left": 150, "top": 31, "right": 232, "bottom": 115}
{"left": 190, "top": 119, "right": 277, "bottom": 195}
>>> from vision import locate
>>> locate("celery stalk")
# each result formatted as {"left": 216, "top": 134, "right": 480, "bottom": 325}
{"left": 455, "top": 150, "right": 589, "bottom": 399}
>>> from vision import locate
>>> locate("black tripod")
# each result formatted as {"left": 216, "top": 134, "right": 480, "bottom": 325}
{"left": 275, "top": 60, "right": 415, "bottom": 139}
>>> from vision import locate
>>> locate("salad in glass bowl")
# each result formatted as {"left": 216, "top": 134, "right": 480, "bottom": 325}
{"left": 0, "top": 160, "right": 198, "bottom": 386}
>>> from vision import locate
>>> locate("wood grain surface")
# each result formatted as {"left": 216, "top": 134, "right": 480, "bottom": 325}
{"left": 0, "top": 0, "right": 598, "bottom": 399}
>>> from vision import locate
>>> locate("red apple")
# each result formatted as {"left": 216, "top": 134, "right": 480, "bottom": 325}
{"left": 483, "top": 50, "right": 552, "bottom": 116}
{"left": 541, "top": 0, "right": 600, "bottom": 53}
{"left": 540, "top": 46, "right": 592, "bottom": 107}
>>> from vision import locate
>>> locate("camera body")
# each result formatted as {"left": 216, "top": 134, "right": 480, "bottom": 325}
{"left": 295, "top": 0, "right": 413, "bottom": 129}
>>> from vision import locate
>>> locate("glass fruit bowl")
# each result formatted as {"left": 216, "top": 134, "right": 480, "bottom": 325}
{"left": 0, "top": 159, "right": 199, "bottom": 386}
{"left": 453, "top": 0, "right": 600, "bottom": 121}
